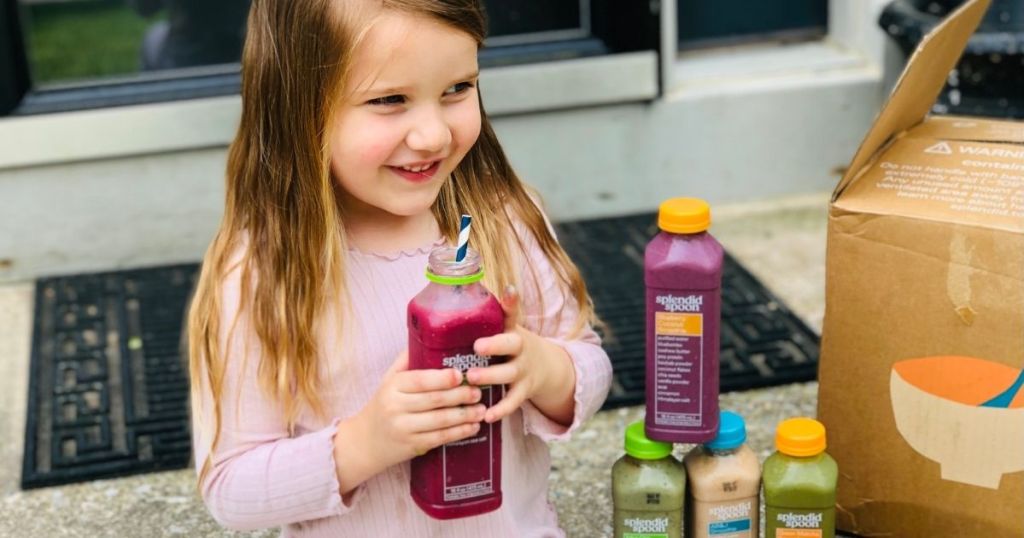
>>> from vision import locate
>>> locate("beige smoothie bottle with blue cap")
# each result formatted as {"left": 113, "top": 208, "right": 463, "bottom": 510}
{"left": 683, "top": 411, "right": 761, "bottom": 538}
{"left": 612, "top": 421, "right": 686, "bottom": 538}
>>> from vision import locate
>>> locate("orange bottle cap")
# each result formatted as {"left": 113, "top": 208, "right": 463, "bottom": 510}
{"left": 775, "top": 418, "right": 827, "bottom": 457}
{"left": 658, "top": 198, "right": 711, "bottom": 234}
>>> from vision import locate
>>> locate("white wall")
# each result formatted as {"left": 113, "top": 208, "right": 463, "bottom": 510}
{"left": 497, "top": 70, "right": 880, "bottom": 218}
{"left": 0, "top": 148, "right": 226, "bottom": 279}
{"left": 0, "top": 0, "right": 897, "bottom": 282}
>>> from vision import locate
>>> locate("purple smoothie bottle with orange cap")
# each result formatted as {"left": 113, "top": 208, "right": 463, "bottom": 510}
{"left": 644, "top": 198, "right": 723, "bottom": 443}
{"left": 407, "top": 245, "right": 505, "bottom": 519}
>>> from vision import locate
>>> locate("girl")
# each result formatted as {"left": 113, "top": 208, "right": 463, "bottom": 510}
{"left": 187, "top": 0, "right": 612, "bottom": 536}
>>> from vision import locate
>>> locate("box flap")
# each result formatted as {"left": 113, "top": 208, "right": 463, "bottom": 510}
{"left": 832, "top": 0, "right": 991, "bottom": 200}
{"left": 834, "top": 134, "right": 1024, "bottom": 234}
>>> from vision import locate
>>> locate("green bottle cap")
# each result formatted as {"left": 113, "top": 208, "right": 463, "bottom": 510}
{"left": 425, "top": 268, "right": 484, "bottom": 286}
{"left": 624, "top": 421, "right": 672, "bottom": 460}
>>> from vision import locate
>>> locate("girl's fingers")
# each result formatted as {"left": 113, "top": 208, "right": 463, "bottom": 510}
{"left": 414, "top": 421, "right": 482, "bottom": 454}
{"left": 483, "top": 384, "right": 527, "bottom": 423}
{"left": 404, "top": 404, "right": 487, "bottom": 434}
{"left": 473, "top": 331, "right": 523, "bottom": 357}
{"left": 403, "top": 385, "right": 482, "bottom": 412}
{"left": 464, "top": 361, "right": 519, "bottom": 387}
{"left": 394, "top": 367, "right": 464, "bottom": 394}
{"left": 500, "top": 284, "right": 520, "bottom": 331}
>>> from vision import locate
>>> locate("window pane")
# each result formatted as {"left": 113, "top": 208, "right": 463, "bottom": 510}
{"left": 22, "top": 0, "right": 152, "bottom": 85}
{"left": 484, "top": 0, "right": 586, "bottom": 42}
{"left": 20, "top": 0, "right": 594, "bottom": 88}
{"left": 677, "top": 0, "right": 827, "bottom": 50}
{"left": 13, "top": 0, "right": 613, "bottom": 110}
{"left": 20, "top": 0, "right": 249, "bottom": 87}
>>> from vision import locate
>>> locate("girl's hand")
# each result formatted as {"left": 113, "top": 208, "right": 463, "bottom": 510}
{"left": 334, "top": 350, "right": 485, "bottom": 494}
{"left": 467, "top": 286, "right": 577, "bottom": 426}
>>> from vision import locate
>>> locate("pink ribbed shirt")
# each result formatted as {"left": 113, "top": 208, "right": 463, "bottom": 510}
{"left": 191, "top": 218, "right": 613, "bottom": 537}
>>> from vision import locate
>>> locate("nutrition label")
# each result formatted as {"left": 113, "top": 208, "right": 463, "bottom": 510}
{"left": 651, "top": 292, "right": 706, "bottom": 427}
{"left": 442, "top": 383, "right": 499, "bottom": 502}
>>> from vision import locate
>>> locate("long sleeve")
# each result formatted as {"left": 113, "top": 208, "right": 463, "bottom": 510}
{"left": 512, "top": 207, "right": 613, "bottom": 442}
{"left": 190, "top": 256, "right": 360, "bottom": 531}
{"left": 187, "top": 232, "right": 585, "bottom": 536}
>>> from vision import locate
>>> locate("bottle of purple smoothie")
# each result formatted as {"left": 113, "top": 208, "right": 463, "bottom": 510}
{"left": 407, "top": 246, "right": 505, "bottom": 519}
{"left": 644, "top": 198, "right": 723, "bottom": 443}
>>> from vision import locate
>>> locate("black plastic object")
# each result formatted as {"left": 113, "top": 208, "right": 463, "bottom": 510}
{"left": 553, "top": 213, "right": 820, "bottom": 410}
{"left": 22, "top": 265, "right": 196, "bottom": 489}
{"left": 880, "top": 0, "right": 1024, "bottom": 119}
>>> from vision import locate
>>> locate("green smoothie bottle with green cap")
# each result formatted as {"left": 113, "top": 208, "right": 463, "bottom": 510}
{"left": 612, "top": 421, "right": 686, "bottom": 538}
{"left": 763, "top": 418, "right": 838, "bottom": 538}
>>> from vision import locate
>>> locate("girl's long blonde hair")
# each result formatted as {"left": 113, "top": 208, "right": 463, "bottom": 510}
{"left": 188, "top": 0, "right": 597, "bottom": 485}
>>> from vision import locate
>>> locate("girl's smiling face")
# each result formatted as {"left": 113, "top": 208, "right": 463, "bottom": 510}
{"left": 330, "top": 10, "right": 481, "bottom": 221}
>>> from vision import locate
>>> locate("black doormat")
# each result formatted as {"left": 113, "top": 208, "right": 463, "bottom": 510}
{"left": 553, "top": 212, "right": 820, "bottom": 409}
{"left": 22, "top": 265, "right": 197, "bottom": 489}
{"left": 22, "top": 212, "right": 818, "bottom": 488}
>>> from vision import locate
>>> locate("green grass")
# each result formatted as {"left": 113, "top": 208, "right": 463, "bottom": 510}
{"left": 24, "top": 1, "right": 163, "bottom": 85}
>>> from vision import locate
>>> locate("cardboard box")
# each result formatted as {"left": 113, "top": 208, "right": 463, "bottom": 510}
{"left": 817, "top": 0, "right": 1024, "bottom": 535}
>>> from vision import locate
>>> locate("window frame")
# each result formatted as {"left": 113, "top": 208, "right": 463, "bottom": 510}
{"left": 0, "top": 0, "right": 29, "bottom": 116}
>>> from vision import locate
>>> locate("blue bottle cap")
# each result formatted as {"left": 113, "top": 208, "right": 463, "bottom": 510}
{"left": 705, "top": 411, "right": 746, "bottom": 451}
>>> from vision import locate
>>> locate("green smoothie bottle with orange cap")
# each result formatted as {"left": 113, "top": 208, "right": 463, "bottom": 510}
{"left": 763, "top": 418, "right": 838, "bottom": 538}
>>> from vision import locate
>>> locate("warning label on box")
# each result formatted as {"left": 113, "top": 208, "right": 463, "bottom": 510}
{"left": 874, "top": 160, "right": 1024, "bottom": 219}
{"left": 841, "top": 136, "right": 1024, "bottom": 234}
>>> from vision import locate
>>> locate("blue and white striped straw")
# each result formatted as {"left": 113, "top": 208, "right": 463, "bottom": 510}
{"left": 455, "top": 214, "right": 472, "bottom": 262}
